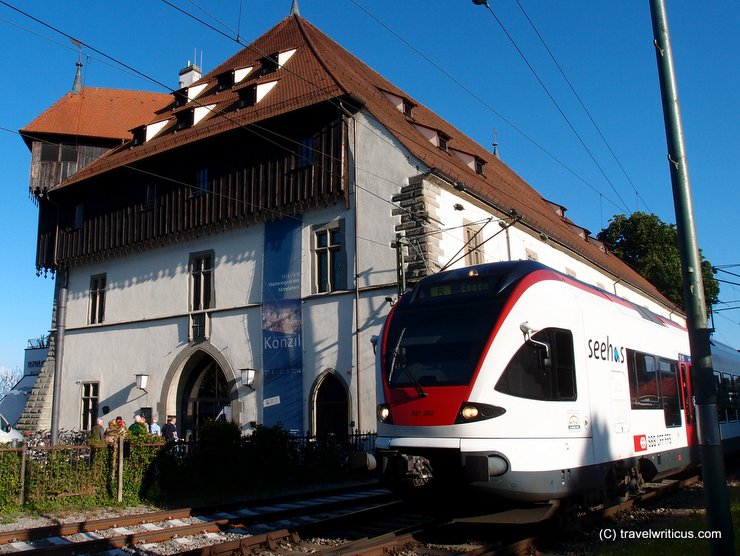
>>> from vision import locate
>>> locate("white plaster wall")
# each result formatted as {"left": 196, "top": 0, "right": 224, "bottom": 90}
{"left": 53, "top": 108, "right": 683, "bottom": 433}
{"left": 431, "top": 186, "right": 684, "bottom": 326}
{"left": 352, "top": 111, "right": 421, "bottom": 290}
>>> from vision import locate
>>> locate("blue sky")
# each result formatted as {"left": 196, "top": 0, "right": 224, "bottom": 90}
{"left": 0, "top": 1, "right": 738, "bottom": 374}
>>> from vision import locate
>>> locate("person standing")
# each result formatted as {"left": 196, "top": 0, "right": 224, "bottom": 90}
{"left": 162, "top": 416, "right": 178, "bottom": 442}
{"left": 90, "top": 418, "right": 105, "bottom": 443}
{"left": 129, "top": 414, "right": 148, "bottom": 436}
{"left": 149, "top": 415, "right": 161, "bottom": 436}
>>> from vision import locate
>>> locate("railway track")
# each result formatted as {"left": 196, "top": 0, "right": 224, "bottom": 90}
{"left": 0, "top": 484, "right": 397, "bottom": 555}
{"left": 0, "top": 473, "right": 705, "bottom": 555}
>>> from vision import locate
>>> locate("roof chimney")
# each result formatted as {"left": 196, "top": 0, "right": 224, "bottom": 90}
{"left": 72, "top": 60, "right": 83, "bottom": 94}
{"left": 178, "top": 63, "right": 202, "bottom": 89}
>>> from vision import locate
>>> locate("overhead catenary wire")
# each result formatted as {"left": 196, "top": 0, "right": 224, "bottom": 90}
{"left": 511, "top": 0, "right": 651, "bottom": 215}
{"left": 476, "top": 1, "right": 631, "bottom": 215}
{"left": 349, "top": 0, "right": 630, "bottom": 216}
{"left": 1, "top": 0, "right": 631, "bottom": 279}
{"left": 0, "top": 0, "right": 438, "bottom": 236}
{"left": 2, "top": 0, "right": 528, "bottom": 274}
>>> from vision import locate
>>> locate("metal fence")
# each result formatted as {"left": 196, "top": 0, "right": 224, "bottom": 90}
{"left": 0, "top": 430, "right": 377, "bottom": 508}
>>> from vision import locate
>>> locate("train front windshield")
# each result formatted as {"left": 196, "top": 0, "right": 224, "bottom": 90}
{"left": 384, "top": 298, "right": 503, "bottom": 388}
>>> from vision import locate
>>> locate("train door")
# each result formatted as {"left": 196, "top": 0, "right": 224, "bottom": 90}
{"left": 678, "top": 355, "right": 696, "bottom": 446}
{"left": 609, "top": 370, "right": 630, "bottom": 433}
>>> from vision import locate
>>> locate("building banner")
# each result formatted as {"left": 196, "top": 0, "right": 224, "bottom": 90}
{"left": 262, "top": 216, "right": 303, "bottom": 433}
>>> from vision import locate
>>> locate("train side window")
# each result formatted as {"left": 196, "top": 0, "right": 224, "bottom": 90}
{"left": 627, "top": 350, "right": 661, "bottom": 409}
{"left": 659, "top": 358, "right": 681, "bottom": 428}
{"left": 714, "top": 373, "right": 727, "bottom": 423}
{"left": 679, "top": 364, "right": 695, "bottom": 426}
{"left": 494, "top": 328, "right": 576, "bottom": 401}
{"left": 723, "top": 373, "right": 737, "bottom": 422}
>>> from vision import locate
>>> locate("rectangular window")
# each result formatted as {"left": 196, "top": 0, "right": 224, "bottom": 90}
{"left": 715, "top": 372, "right": 727, "bottom": 423}
{"left": 143, "top": 183, "right": 158, "bottom": 210}
{"left": 724, "top": 373, "right": 737, "bottom": 421}
{"left": 313, "top": 221, "right": 345, "bottom": 293}
{"left": 627, "top": 349, "right": 682, "bottom": 427}
{"left": 89, "top": 273, "right": 106, "bottom": 324}
{"left": 464, "top": 223, "right": 484, "bottom": 266}
{"left": 190, "top": 252, "right": 214, "bottom": 311}
{"left": 60, "top": 144, "right": 78, "bottom": 163}
{"left": 659, "top": 358, "right": 681, "bottom": 427}
{"left": 175, "top": 109, "right": 194, "bottom": 131}
{"left": 402, "top": 99, "right": 414, "bottom": 117}
{"left": 260, "top": 52, "right": 279, "bottom": 74}
{"left": 474, "top": 157, "right": 485, "bottom": 175}
{"left": 80, "top": 382, "right": 99, "bottom": 431}
{"left": 193, "top": 168, "right": 210, "bottom": 196}
{"left": 237, "top": 85, "right": 257, "bottom": 108}
{"left": 73, "top": 204, "right": 84, "bottom": 229}
{"left": 40, "top": 142, "right": 59, "bottom": 162}
{"left": 438, "top": 133, "right": 449, "bottom": 151}
{"left": 627, "top": 350, "right": 661, "bottom": 408}
{"left": 189, "top": 252, "right": 214, "bottom": 341}
{"left": 297, "top": 137, "right": 314, "bottom": 168}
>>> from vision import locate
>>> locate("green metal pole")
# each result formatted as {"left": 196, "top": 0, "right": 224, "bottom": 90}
{"left": 649, "top": 1, "right": 734, "bottom": 553}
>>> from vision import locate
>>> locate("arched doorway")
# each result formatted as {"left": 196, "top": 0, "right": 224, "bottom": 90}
{"left": 314, "top": 373, "right": 349, "bottom": 438}
{"left": 179, "top": 353, "right": 230, "bottom": 440}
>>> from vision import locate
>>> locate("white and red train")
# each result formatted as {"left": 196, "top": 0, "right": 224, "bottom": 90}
{"left": 375, "top": 261, "right": 740, "bottom": 502}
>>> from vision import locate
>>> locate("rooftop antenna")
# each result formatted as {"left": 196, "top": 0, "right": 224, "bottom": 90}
{"left": 492, "top": 129, "right": 499, "bottom": 159}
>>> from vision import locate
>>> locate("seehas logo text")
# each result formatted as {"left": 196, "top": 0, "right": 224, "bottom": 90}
{"left": 587, "top": 336, "right": 625, "bottom": 363}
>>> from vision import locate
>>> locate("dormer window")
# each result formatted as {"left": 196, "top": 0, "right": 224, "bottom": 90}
{"left": 260, "top": 52, "right": 280, "bottom": 75}
{"left": 216, "top": 71, "right": 233, "bottom": 92}
{"left": 438, "top": 133, "right": 449, "bottom": 152}
{"left": 175, "top": 109, "right": 194, "bottom": 131}
{"left": 380, "top": 89, "right": 415, "bottom": 117}
{"left": 402, "top": 99, "right": 414, "bottom": 118}
{"left": 475, "top": 157, "right": 485, "bottom": 175}
{"left": 132, "top": 126, "right": 146, "bottom": 146}
{"left": 173, "top": 89, "right": 187, "bottom": 108}
{"left": 237, "top": 85, "right": 257, "bottom": 109}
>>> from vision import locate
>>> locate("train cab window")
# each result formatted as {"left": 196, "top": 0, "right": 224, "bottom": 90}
{"left": 659, "top": 358, "right": 681, "bottom": 428}
{"left": 384, "top": 302, "right": 499, "bottom": 388}
{"left": 494, "top": 328, "right": 576, "bottom": 401}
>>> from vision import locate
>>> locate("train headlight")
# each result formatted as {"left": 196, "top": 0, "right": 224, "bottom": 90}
{"left": 456, "top": 402, "right": 506, "bottom": 424}
{"left": 461, "top": 405, "right": 479, "bottom": 420}
{"left": 377, "top": 404, "right": 393, "bottom": 423}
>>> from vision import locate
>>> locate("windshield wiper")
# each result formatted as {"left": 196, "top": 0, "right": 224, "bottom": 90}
{"left": 388, "top": 327, "right": 427, "bottom": 398}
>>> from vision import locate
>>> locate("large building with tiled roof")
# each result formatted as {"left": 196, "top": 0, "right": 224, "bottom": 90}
{"left": 20, "top": 83, "right": 171, "bottom": 198}
{"left": 20, "top": 10, "right": 683, "bottom": 437}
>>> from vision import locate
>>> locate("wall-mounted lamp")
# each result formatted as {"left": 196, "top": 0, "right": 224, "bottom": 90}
{"left": 240, "top": 368, "right": 257, "bottom": 390}
{"left": 135, "top": 373, "right": 149, "bottom": 392}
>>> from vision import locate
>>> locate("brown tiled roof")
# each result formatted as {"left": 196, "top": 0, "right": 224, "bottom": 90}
{"left": 20, "top": 87, "right": 170, "bottom": 142}
{"left": 47, "top": 14, "right": 675, "bottom": 310}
